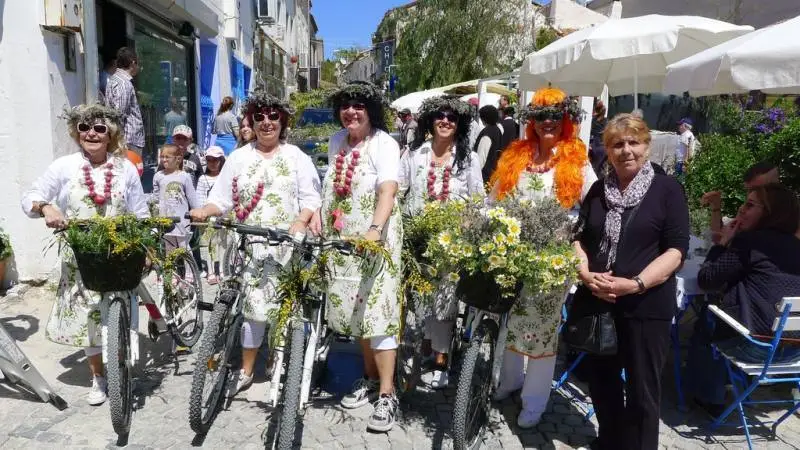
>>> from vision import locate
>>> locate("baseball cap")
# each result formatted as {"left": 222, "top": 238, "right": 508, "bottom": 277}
{"left": 172, "top": 124, "right": 193, "bottom": 137}
{"left": 205, "top": 146, "right": 225, "bottom": 159}
{"left": 678, "top": 117, "right": 693, "bottom": 127}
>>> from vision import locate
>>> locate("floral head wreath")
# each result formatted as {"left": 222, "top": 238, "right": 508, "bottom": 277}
{"left": 241, "top": 90, "right": 294, "bottom": 117}
{"left": 327, "top": 81, "right": 387, "bottom": 110}
{"left": 522, "top": 87, "right": 584, "bottom": 124}
{"left": 417, "top": 95, "right": 472, "bottom": 125}
{"left": 63, "top": 104, "right": 123, "bottom": 128}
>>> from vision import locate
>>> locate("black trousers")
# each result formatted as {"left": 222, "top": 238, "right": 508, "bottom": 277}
{"left": 587, "top": 316, "right": 671, "bottom": 450}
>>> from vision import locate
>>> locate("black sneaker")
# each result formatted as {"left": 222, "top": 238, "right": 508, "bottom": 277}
{"left": 367, "top": 393, "right": 398, "bottom": 432}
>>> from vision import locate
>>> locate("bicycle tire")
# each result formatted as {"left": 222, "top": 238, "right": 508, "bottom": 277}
{"left": 274, "top": 321, "right": 306, "bottom": 449}
{"left": 106, "top": 297, "right": 133, "bottom": 436}
{"left": 188, "top": 299, "right": 239, "bottom": 434}
{"left": 396, "top": 291, "right": 423, "bottom": 399}
{"left": 452, "top": 320, "right": 497, "bottom": 450}
{"left": 166, "top": 253, "right": 204, "bottom": 347}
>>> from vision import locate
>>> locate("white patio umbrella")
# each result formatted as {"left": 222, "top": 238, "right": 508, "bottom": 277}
{"left": 663, "top": 15, "right": 800, "bottom": 96}
{"left": 518, "top": 15, "right": 753, "bottom": 108}
{"left": 390, "top": 90, "right": 445, "bottom": 114}
{"left": 459, "top": 92, "right": 501, "bottom": 108}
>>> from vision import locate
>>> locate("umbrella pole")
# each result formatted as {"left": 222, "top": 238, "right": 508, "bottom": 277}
{"left": 634, "top": 57, "right": 639, "bottom": 111}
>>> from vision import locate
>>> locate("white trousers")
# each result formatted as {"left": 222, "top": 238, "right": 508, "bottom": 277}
{"left": 498, "top": 351, "right": 557, "bottom": 414}
{"left": 424, "top": 319, "right": 454, "bottom": 354}
{"left": 240, "top": 318, "right": 399, "bottom": 351}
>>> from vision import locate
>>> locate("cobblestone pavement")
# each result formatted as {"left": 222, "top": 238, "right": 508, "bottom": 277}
{"left": 2, "top": 283, "right": 800, "bottom": 449}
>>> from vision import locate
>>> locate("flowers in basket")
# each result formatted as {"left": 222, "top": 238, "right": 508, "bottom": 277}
{"left": 424, "top": 196, "right": 580, "bottom": 301}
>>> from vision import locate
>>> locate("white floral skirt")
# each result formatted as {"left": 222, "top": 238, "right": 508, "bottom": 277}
{"left": 505, "top": 286, "right": 569, "bottom": 358}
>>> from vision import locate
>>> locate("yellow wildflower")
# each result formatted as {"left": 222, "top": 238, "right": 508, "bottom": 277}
{"left": 447, "top": 272, "right": 460, "bottom": 283}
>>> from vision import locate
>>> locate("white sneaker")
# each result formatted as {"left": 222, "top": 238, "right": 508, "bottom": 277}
{"left": 517, "top": 408, "right": 543, "bottom": 429}
{"left": 87, "top": 376, "right": 108, "bottom": 406}
{"left": 492, "top": 383, "right": 521, "bottom": 401}
{"left": 226, "top": 370, "right": 253, "bottom": 397}
{"left": 340, "top": 377, "right": 379, "bottom": 409}
{"left": 426, "top": 370, "right": 449, "bottom": 390}
{"left": 200, "top": 271, "right": 208, "bottom": 279}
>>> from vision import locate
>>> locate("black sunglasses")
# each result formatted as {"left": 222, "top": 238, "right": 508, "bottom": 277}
{"left": 341, "top": 102, "right": 366, "bottom": 111}
{"left": 77, "top": 123, "right": 108, "bottom": 134}
{"left": 433, "top": 111, "right": 459, "bottom": 123}
{"left": 531, "top": 108, "right": 564, "bottom": 122}
{"left": 253, "top": 109, "right": 282, "bottom": 122}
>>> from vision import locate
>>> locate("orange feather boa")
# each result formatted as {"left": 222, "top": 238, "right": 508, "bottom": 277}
{"left": 489, "top": 88, "right": 588, "bottom": 208}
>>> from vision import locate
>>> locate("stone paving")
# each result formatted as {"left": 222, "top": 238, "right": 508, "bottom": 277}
{"left": 2, "top": 282, "right": 800, "bottom": 449}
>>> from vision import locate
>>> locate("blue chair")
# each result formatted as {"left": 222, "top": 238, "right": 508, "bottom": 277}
{"left": 707, "top": 297, "right": 800, "bottom": 449}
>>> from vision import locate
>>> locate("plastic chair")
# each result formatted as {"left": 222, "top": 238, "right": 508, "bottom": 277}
{"left": 706, "top": 297, "right": 800, "bottom": 449}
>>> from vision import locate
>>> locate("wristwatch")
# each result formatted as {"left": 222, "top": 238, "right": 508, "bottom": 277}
{"left": 38, "top": 202, "right": 51, "bottom": 217}
{"left": 369, "top": 224, "right": 384, "bottom": 233}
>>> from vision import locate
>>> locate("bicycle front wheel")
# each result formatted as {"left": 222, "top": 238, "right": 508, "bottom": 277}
{"left": 188, "top": 298, "right": 240, "bottom": 434}
{"left": 106, "top": 296, "right": 133, "bottom": 436}
{"left": 396, "top": 291, "right": 423, "bottom": 399}
{"left": 452, "top": 320, "right": 497, "bottom": 450}
{"left": 165, "top": 252, "right": 203, "bottom": 347}
{"left": 273, "top": 321, "right": 306, "bottom": 449}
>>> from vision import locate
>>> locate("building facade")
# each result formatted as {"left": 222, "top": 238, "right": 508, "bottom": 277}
{"left": 586, "top": 0, "right": 798, "bottom": 27}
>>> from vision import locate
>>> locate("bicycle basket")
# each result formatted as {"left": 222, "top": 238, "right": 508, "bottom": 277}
{"left": 455, "top": 270, "right": 521, "bottom": 314}
{"left": 73, "top": 248, "right": 147, "bottom": 292}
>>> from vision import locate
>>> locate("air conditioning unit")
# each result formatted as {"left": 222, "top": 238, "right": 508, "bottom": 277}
{"left": 256, "top": 0, "right": 276, "bottom": 25}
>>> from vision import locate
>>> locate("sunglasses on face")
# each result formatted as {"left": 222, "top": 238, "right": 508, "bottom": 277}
{"left": 341, "top": 102, "right": 367, "bottom": 112}
{"left": 206, "top": 157, "right": 222, "bottom": 162}
{"left": 531, "top": 109, "right": 564, "bottom": 122}
{"left": 253, "top": 109, "right": 282, "bottom": 122}
{"left": 433, "top": 111, "right": 459, "bottom": 124}
{"left": 77, "top": 123, "right": 108, "bottom": 134}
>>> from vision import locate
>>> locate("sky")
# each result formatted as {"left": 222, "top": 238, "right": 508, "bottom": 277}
{"left": 313, "top": 0, "right": 411, "bottom": 60}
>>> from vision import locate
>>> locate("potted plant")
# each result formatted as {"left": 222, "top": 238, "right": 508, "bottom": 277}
{"left": 0, "top": 227, "right": 12, "bottom": 288}
{"left": 58, "top": 214, "right": 173, "bottom": 292}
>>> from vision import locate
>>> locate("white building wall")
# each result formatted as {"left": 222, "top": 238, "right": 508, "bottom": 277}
{"left": 0, "top": 2, "right": 86, "bottom": 284}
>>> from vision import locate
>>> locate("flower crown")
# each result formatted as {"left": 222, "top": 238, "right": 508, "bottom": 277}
{"left": 523, "top": 98, "right": 584, "bottom": 124}
{"left": 63, "top": 104, "right": 123, "bottom": 128}
{"left": 241, "top": 90, "right": 294, "bottom": 116}
{"left": 418, "top": 95, "right": 472, "bottom": 121}
{"left": 328, "top": 81, "right": 387, "bottom": 109}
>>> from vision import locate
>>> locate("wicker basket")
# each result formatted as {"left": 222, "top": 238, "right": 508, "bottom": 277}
{"left": 73, "top": 249, "right": 146, "bottom": 292}
{"left": 455, "top": 270, "right": 522, "bottom": 314}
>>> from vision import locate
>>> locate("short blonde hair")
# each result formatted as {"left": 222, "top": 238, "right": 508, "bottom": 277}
{"left": 602, "top": 113, "right": 651, "bottom": 150}
{"left": 65, "top": 104, "right": 127, "bottom": 157}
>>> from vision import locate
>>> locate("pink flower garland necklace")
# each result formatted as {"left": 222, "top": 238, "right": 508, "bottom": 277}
{"left": 232, "top": 176, "right": 265, "bottom": 222}
{"left": 82, "top": 162, "right": 114, "bottom": 206}
{"left": 329, "top": 136, "right": 367, "bottom": 232}
{"left": 427, "top": 159, "right": 452, "bottom": 202}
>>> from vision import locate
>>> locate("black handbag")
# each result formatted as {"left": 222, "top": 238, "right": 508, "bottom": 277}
{"left": 563, "top": 201, "right": 643, "bottom": 356}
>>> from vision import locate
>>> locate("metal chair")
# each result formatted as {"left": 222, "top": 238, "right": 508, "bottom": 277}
{"left": 707, "top": 297, "right": 800, "bottom": 449}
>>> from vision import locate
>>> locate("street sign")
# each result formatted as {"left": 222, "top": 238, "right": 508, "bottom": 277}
{"left": 375, "top": 40, "right": 395, "bottom": 75}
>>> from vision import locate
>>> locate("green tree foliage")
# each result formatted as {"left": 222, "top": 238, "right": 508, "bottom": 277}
{"left": 332, "top": 47, "right": 365, "bottom": 65}
{"left": 288, "top": 89, "right": 334, "bottom": 126}
{"left": 535, "top": 26, "right": 560, "bottom": 51}
{"left": 393, "top": 0, "right": 520, "bottom": 94}
{"left": 321, "top": 60, "right": 337, "bottom": 83}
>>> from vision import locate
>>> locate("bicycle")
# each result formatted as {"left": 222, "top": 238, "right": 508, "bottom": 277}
{"left": 59, "top": 217, "right": 203, "bottom": 437}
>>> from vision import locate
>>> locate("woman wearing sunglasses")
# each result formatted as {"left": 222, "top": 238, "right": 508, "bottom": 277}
{"left": 189, "top": 92, "right": 322, "bottom": 394}
{"left": 321, "top": 82, "right": 403, "bottom": 432}
{"left": 489, "top": 88, "right": 598, "bottom": 429}
{"left": 399, "top": 96, "right": 484, "bottom": 390}
{"left": 21, "top": 104, "right": 149, "bottom": 406}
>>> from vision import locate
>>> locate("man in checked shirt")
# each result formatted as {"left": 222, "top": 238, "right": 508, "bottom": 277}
{"left": 105, "top": 47, "right": 146, "bottom": 159}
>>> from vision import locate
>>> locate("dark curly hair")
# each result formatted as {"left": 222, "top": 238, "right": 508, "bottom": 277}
{"left": 411, "top": 96, "right": 473, "bottom": 173}
{"left": 328, "top": 81, "right": 388, "bottom": 132}
{"left": 241, "top": 90, "right": 294, "bottom": 140}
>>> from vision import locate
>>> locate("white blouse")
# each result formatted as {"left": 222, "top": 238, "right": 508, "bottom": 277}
{"left": 206, "top": 142, "right": 322, "bottom": 216}
{"left": 399, "top": 141, "right": 485, "bottom": 214}
{"left": 21, "top": 152, "right": 149, "bottom": 218}
{"left": 327, "top": 129, "right": 400, "bottom": 188}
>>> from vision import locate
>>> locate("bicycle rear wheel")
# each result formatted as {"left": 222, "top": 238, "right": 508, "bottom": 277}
{"left": 165, "top": 252, "right": 203, "bottom": 347}
{"left": 452, "top": 319, "right": 497, "bottom": 450}
{"left": 106, "top": 297, "right": 133, "bottom": 436}
{"left": 188, "top": 297, "right": 240, "bottom": 434}
{"left": 273, "top": 321, "right": 306, "bottom": 450}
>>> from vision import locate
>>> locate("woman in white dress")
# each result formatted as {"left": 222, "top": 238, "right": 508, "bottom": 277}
{"left": 189, "top": 92, "right": 322, "bottom": 395}
{"left": 488, "top": 88, "right": 598, "bottom": 428}
{"left": 21, "top": 104, "right": 149, "bottom": 406}
{"left": 399, "top": 96, "right": 484, "bottom": 389}
{"left": 321, "top": 82, "right": 403, "bottom": 432}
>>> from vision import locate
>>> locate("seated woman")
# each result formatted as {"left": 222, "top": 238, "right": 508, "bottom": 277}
{"left": 687, "top": 183, "right": 800, "bottom": 415}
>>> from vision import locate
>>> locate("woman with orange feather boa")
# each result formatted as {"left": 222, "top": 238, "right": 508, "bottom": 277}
{"left": 489, "top": 87, "right": 598, "bottom": 428}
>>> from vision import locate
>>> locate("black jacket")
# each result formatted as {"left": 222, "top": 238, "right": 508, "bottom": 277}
{"left": 499, "top": 117, "right": 518, "bottom": 150}
{"left": 475, "top": 124, "right": 503, "bottom": 183}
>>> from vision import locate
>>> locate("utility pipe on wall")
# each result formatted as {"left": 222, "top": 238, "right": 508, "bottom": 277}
{"left": 82, "top": 0, "right": 99, "bottom": 103}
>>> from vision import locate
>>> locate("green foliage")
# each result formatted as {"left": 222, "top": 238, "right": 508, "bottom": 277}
{"left": 684, "top": 134, "right": 755, "bottom": 217}
{"left": 535, "top": 26, "right": 560, "bottom": 51}
{"left": 762, "top": 117, "right": 800, "bottom": 194}
{"left": 394, "top": 0, "right": 522, "bottom": 94}
{"left": 332, "top": 47, "right": 366, "bottom": 65}
{"left": 60, "top": 215, "right": 175, "bottom": 260}
{"left": 321, "top": 60, "right": 337, "bottom": 83}
{"left": 288, "top": 89, "right": 334, "bottom": 126}
{"left": 289, "top": 123, "right": 340, "bottom": 141}
{"left": 0, "top": 228, "right": 12, "bottom": 260}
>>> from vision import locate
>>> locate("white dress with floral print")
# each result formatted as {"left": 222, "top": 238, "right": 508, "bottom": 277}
{"left": 322, "top": 129, "right": 403, "bottom": 338}
{"left": 21, "top": 153, "right": 149, "bottom": 348}
{"left": 399, "top": 141, "right": 485, "bottom": 321}
{"left": 206, "top": 143, "right": 322, "bottom": 323}
{"left": 505, "top": 157, "right": 597, "bottom": 358}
